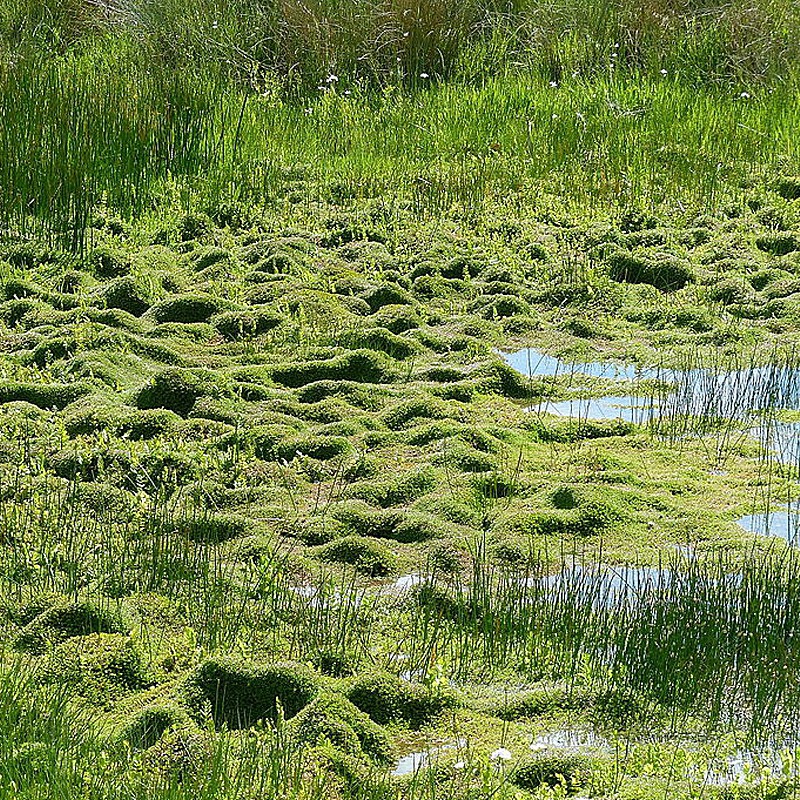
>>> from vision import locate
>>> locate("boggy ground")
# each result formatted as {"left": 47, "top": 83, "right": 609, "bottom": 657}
{"left": 2, "top": 189, "right": 800, "bottom": 799}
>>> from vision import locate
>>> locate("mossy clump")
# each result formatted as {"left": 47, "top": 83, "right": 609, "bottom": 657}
{"left": 434, "top": 439, "right": 496, "bottom": 473}
{"left": 488, "top": 686, "right": 586, "bottom": 719}
{"left": 102, "top": 276, "right": 153, "bottom": 316}
{"left": 88, "top": 245, "right": 130, "bottom": 278}
{"left": 188, "top": 245, "right": 230, "bottom": 272}
{"left": 150, "top": 294, "right": 228, "bottom": 324}
{"left": 331, "top": 503, "right": 440, "bottom": 543}
{"left": 272, "top": 350, "right": 395, "bottom": 387}
{"left": 31, "top": 334, "right": 77, "bottom": 367}
{"left": 708, "top": 277, "right": 752, "bottom": 305}
{"left": 136, "top": 369, "right": 216, "bottom": 417}
{"left": 339, "top": 327, "right": 418, "bottom": 360}
{"left": 361, "top": 284, "right": 413, "bottom": 312}
{"left": 185, "top": 657, "right": 318, "bottom": 729}
{"left": 512, "top": 752, "right": 593, "bottom": 792}
{"left": 475, "top": 294, "right": 532, "bottom": 319}
{"left": 171, "top": 512, "right": 249, "bottom": 543}
{"left": 348, "top": 468, "right": 437, "bottom": 507}
{"left": 0, "top": 381, "right": 90, "bottom": 410}
{"left": 383, "top": 396, "right": 462, "bottom": 430}
{"left": 477, "top": 362, "right": 531, "bottom": 399}
{"left": 526, "top": 417, "right": 632, "bottom": 442}
{"left": 295, "top": 380, "right": 385, "bottom": 410}
{"left": 370, "top": 304, "right": 421, "bottom": 333}
{"left": 275, "top": 435, "right": 354, "bottom": 463}
{"left": 289, "top": 693, "right": 393, "bottom": 763}
{"left": 776, "top": 177, "right": 800, "bottom": 201}
{"left": 345, "top": 671, "right": 453, "bottom": 727}
{"left": 41, "top": 633, "right": 146, "bottom": 696}
{"left": 14, "top": 600, "right": 124, "bottom": 654}
{"left": 117, "top": 408, "right": 181, "bottom": 440}
{"left": 212, "top": 308, "right": 283, "bottom": 340}
{"left": 119, "top": 703, "right": 192, "bottom": 750}
{"left": 317, "top": 536, "right": 396, "bottom": 576}
{"left": 756, "top": 232, "right": 800, "bottom": 256}
{"left": 606, "top": 249, "right": 693, "bottom": 291}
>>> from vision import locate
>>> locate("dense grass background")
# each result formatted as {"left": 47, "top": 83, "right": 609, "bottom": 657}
{"left": 0, "top": 0, "right": 799, "bottom": 245}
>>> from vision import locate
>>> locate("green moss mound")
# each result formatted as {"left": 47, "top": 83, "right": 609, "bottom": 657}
{"left": 512, "top": 752, "right": 593, "bottom": 791}
{"left": 345, "top": 671, "right": 453, "bottom": 727}
{"left": 170, "top": 512, "right": 248, "bottom": 543}
{"left": 331, "top": 502, "right": 440, "bottom": 543}
{"left": 136, "top": 369, "right": 217, "bottom": 417}
{"left": 0, "top": 381, "right": 90, "bottom": 410}
{"left": 212, "top": 308, "right": 283, "bottom": 340}
{"left": 272, "top": 350, "right": 395, "bottom": 388}
{"left": 317, "top": 536, "right": 396, "bottom": 576}
{"left": 275, "top": 435, "right": 354, "bottom": 462}
{"left": 14, "top": 600, "right": 124, "bottom": 654}
{"left": 150, "top": 294, "right": 228, "bottom": 324}
{"left": 185, "top": 657, "right": 318, "bottom": 729}
{"left": 41, "top": 633, "right": 146, "bottom": 696}
{"left": 118, "top": 703, "right": 192, "bottom": 750}
{"left": 606, "top": 249, "right": 693, "bottom": 291}
{"left": 102, "top": 276, "right": 153, "bottom": 316}
{"left": 289, "top": 693, "right": 393, "bottom": 763}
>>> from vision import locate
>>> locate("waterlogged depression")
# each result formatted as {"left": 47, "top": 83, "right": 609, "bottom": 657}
{"left": 501, "top": 347, "right": 800, "bottom": 426}
{"left": 502, "top": 347, "right": 800, "bottom": 544}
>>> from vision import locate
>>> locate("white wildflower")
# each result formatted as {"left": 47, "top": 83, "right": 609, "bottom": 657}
{"left": 490, "top": 748, "right": 512, "bottom": 762}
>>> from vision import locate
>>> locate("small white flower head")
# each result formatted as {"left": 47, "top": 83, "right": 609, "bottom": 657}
{"left": 420, "top": 72, "right": 430, "bottom": 79}
{"left": 490, "top": 747, "right": 512, "bottom": 762}
{"left": 304, "top": 108, "right": 313, "bottom": 115}
{"left": 740, "top": 91, "right": 751, "bottom": 99}
{"left": 453, "top": 760, "right": 466, "bottom": 770}
{"left": 344, "top": 89, "right": 352, "bottom": 96}
{"left": 529, "top": 742, "right": 548, "bottom": 752}
{"left": 660, "top": 68, "right": 668, "bottom": 76}
{"left": 326, "top": 73, "right": 338, "bottom": 83}
{"left": 549, "top": 80, "right": 558, "bottom": 88}
{"left": 212, "top": 19, "right": 218, "bottom": 29}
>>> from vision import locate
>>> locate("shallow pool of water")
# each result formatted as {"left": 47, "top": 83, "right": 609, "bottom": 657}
{"left": 529, "top": 564, "right": 673, "bottom": 608}
{"left": 502, "top": 348, "right": 800, "bottom": 423}
{"left": 391, "top": 740, "right": 464, "bottom": 776}
{"left": 530, "top": 728, "right": 609, "bottom": 752}
{"left": 501, "top": 349, "right": 653, "bottom": 382}
{"left": 704, "top": 744, "right": 798, "bottom": 786}
{"left": 531, "top": 395, "right": 661, "bottom": 423}
{"left": 737, "top": 507, "right": 800, "bottom": 544}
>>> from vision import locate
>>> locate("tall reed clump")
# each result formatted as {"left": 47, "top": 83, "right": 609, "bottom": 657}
{"left": 403, "top": 546, "right": 800, "bottom": 741}
{"left": 0, "top": 43, "right": 219, "bottom": 249}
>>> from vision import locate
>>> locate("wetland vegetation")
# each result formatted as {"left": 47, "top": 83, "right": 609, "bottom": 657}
{"left": 3, "top": 1, "right": 800, "bottom": 798}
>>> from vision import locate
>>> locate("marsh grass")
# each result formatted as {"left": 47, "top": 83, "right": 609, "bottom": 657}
{"left": 1, "top": 2, "right": 799, "bottom": 245}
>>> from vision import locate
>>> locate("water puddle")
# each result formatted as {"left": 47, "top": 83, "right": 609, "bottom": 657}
{"left": 530, "top": 728, "right": 609, "bottom": 753}
{"left": 501, "top": 349, "right": 652, "bottom": 382}
{"left": 532, "top": 396, "right": 660, "bottom": 423}
{"left": 391, "top": 740, "right": 464, "bottom": 777}
{"left": 392, "top": 751, "right": 429, "bottom": 776}
{"left": 389, "top": 574, "right": 424, "bottom": 592}
{"left": 737, "top": 506, "right": 800, "bottom": 544}
{"left": 704, "top": 745, "right": 798, "bottom": 786}
{"left": 530, "top": 564, "right": 673, "bottom": 608}
{"left": 751, "top": 420, "right": 800, "bottom": 465}
{"left": 502, "top": 347, "right": 800, "bottom": 425}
